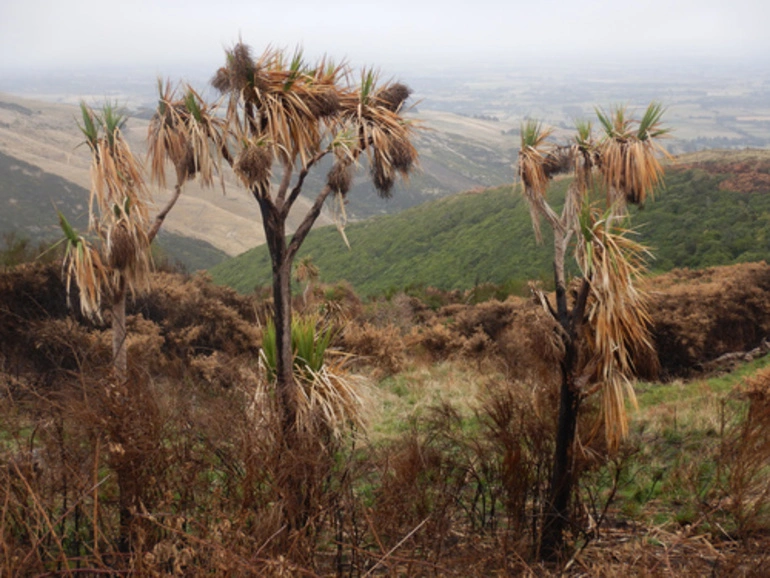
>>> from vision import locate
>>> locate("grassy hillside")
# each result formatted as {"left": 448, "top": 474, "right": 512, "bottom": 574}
{"left": 211, "top": 181, "right": 565, "bottom": 295}
{"left": 0, "top": 150, "right": 228, "bottom": 271}
{"left": 211, "top": 151, "right": 770, "bottom": 295}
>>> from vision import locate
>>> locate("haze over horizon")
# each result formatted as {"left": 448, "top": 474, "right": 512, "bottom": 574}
{"left": 1, "top": 0, "right": 768, "bottom": 79}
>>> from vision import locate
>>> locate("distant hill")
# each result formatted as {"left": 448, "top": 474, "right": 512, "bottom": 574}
{"left": 0, "top": 150, "right": 228, "bottom": 272}
{"left": 0, "top": 92, "right": 517, "bottom": 256}
{"left": 210, "top": 150, "right": 770, "bottom": 295}
{"left": 0, "top": 92, "right": 328, "bottom": 256}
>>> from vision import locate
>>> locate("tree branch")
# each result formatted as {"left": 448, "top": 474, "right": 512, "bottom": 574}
{"left": 280, "top": 149, "right": 330, "bottom": 218}
{"left": 287, "top": 185, "right": 334, "bottom": 262}
{"left": 147, "top": 182, "right": 183, "bottom": 243}
{"left": 275, "top": 159, "right": 294, "bottom": 209}
{"left": 571, "top": 276, "right": 592, "bottom": 333}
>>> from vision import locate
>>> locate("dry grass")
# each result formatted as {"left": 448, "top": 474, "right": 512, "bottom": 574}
{"left": 3, "top": 261, "right": 770, "bottom": 574}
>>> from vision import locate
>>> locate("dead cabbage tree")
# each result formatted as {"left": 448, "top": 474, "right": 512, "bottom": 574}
{"left": 517, "top": 104, "right": 669, "bottom": 559}
{"left": 209, "top": 44, "right": 418, "bottom": 438}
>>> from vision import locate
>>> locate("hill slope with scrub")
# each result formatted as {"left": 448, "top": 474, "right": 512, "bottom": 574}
{"left": 211, "top": 150, "right": 770, "bottom": 295}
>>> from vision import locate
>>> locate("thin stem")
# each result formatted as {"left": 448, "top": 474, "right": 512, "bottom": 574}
{"left": 147, "top": 182, "right": 183, "bottom": 243}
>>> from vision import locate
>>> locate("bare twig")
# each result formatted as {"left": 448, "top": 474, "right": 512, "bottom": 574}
{"left": 363, "top": 517, "right": 429, "bottom": 577}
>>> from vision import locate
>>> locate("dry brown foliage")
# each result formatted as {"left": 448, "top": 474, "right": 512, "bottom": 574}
{"left": 341, "top": 321, "right": 406, "bottom": 376}
{"left": 647, "top": 262, "right": 770, "bottom": 379}
{"left": 4, "top": 261, "right": 770, "bottom": 574}
{"left": 712, "top": 367, "right": 770, "bottom": 537}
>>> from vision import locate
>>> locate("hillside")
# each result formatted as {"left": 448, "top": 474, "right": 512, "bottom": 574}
{"left": 0, "top": 92, "right": 332, "bottom": 256}
{"left": 0, "top": 91, "right": 517, "bottom": 255}
{"left": 0, "top": 150, "right": 228, "bottom": 271}
{"left": 211, "top": 150, "right": 770, "bottom": 295}
{"left": 2, "top": 259, "right": 770, "bottom": 574}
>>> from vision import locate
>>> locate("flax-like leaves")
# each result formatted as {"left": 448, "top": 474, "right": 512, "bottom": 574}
{"left": 67, "top": 103, "right": 155, "bottom": 319}
{"left": 147, "top": 81, "right": 226, "bottom": 188}
{"left": 518, "top": 120, "right": 563, "bottom": 242}
{"left": 59, "top": 211, "right": 107, "bottom": 319}
{"left": 261, "top": 316, "right": 367, "bottom": 439}
{"left": 80, "top": 103, "right": 150, "bottom": 227}
{"left": 596, "top": 103, "right": 670, "bottom": 207}
{"left": 211, "top": 44, "right": 418, "bottom": 203}
{"left": 214, "top": 46, "right": 343, "bottom": 167}
{"left": 336, "top": 69, "right": 418, "bottom": 198}
{"left": 577, "top": 205, "right": 655, "bottom": 449}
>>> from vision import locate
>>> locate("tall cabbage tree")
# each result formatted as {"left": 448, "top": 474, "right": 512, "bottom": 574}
{"left": 517, "top": 103, "right": 668, "bottom": 558}
{"left": 209, "top": 43, "right": 419, "bottom": 527}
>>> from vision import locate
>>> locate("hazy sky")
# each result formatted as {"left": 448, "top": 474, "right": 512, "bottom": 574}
{"left": 1, "top": 0, "right": 768, "bottom": 75}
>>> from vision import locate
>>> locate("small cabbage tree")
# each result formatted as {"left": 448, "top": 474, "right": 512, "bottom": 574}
{"left": 62, "top": 93, "right": 224, "bottom": 550}
{"left": 63, "top": 87, "right": 222, "bottom": 380}
{"left": 517, "top": 103, "right": 669, "bottom": 558}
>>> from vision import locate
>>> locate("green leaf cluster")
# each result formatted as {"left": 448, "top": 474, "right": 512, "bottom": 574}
{"left": 261, "top": 316, "right": 335, "bottom": 382}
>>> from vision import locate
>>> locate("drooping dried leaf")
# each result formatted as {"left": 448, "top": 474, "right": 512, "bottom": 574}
{"left": 371, "top": 161, "right": 394, "bottom": 198}
{"left": 576, "top": 208, "right": 657, "bottom": 449}
{"left": 376, "top": 82, "right": 412, "bottom": 112}
{"left": 389, "top": 138, "right": 417, "bottom": 173}
{"left": 234, "top": 142, "right": 273, "bottom": 191}
{"left": 107, "top": 220, "right": 134, "bottom": 270}
{"left": 542, "top": 146, "right": 573, "bottom": 178}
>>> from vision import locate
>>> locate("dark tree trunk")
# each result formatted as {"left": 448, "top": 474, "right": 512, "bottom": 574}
{"left": 257, "top": 196, "right": 310, "bottom": 528}
{"left": 258, "top": 198, "right": 297, "bottom": 432}
{"left": 112, "top": 276, "right": 127, "bottom": 382}
{"left": 540, "top": 341, "right": 580, "bottom": 560}
{"left": 539, "top": 265, "right": 589, "bottom": 561}
{"left": 272, "top": 257, "right": 297, "bottom": 431}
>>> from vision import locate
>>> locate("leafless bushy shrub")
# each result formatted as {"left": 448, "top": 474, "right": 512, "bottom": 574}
{"left": 132, "top": 271, "right": 261, "bottom": 361}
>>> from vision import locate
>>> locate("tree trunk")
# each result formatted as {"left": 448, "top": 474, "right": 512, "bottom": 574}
{"left": 540, "top": 266, "right": 590, "bottom": 560}
{"left": 272, "top": 257, "right": 296, "bottom": 432}
{"left": 257, "top": 197, "right": 309, "bottom": 528}
{"left": 112, "top": 276, "right": 127, "bottom": 382}
{"left": 540, "top": 341, "right": 580, "bottom": 560}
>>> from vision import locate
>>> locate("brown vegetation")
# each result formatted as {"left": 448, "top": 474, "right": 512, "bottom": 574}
{"left": 647, "top": 262, "right": 770, "bottom": 378}
{"left": 674, "top": 149, "right": 770, "bottom": 193}
{"left": 2, "top": 261, "right": 770, "bottom": 574}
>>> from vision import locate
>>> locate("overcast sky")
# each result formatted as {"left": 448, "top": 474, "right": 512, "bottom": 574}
{"left": 1, "top": 0, "right": 768, "bottom": 75}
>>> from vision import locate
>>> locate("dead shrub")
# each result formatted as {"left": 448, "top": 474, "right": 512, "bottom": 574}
{"left": 372, "top": 404, "right": 475, "bottom": 561}
{"left": 132, "top": 271, "right": 261, "bottom": 361}
{"left": 496, "top": 303, "right": 563, "bottom": 383}
{"left": 341, "top": 321, "right": 406, "bottom": 375}
{"left": 363, "top": 291, "right": 419, "bottom": 333}
{"left": 461, "top": 329, "right": 496, "bottom": 364}
{"left": 716, "top": 367, "right": 770, "bottom": 536}
{"left": 410, "top": 321, "right": 466, "bottom": 361}
{"left": 452, "top": 299, "right": 516, "bottom": 341}
{"left": 477, "top": 380, "right": 556, "bottom": 541}
{"left": 649, "top": 262, "right": 770, "bottom": 378}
